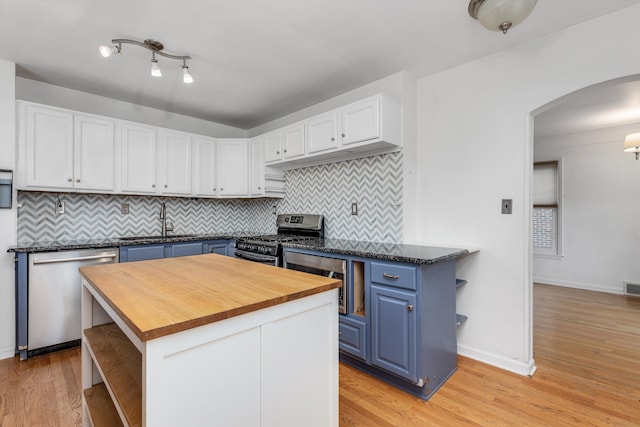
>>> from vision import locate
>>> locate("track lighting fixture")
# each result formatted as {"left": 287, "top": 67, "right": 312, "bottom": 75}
{"left": 99, "top": 38, "right": 193, "bottom": 83}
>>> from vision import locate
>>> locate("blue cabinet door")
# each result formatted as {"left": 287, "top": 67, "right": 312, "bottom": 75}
{"left": 370, "top": 285, "right": 417, "bottom": 382}
{"left": 339, "top": 316, "right": 367, "bottom": 360}
{"left": 207, "top": 244, "right": 227, "bottom": 255}
{"left": 124, "top": 245, "right": 165, "bottom": 262}
{"left": 170, "top": 242, "right": 204, "bottom": 257}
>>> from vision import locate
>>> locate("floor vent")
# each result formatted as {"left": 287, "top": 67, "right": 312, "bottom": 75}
{"left": 624, "top": 282, "right": 640, "bottom": 296}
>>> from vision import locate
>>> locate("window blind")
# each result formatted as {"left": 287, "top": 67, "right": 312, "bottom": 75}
{"left": 533, "top": 161, "right": 558, "bottom": 207}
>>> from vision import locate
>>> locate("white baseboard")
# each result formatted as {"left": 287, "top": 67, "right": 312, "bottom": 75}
{"left": 533, "top": 276, "right": 623, "bottom": 295}
{"left": 458, "top": 344, "right": 537, "bottom": 377}
{"left": 0, "top": 346, "right": 15, "bottom": 360}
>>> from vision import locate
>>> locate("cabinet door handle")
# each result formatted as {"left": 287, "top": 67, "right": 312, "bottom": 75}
{"left": 331, "top": 137, "right": 335, "bottom": 141}
{"left": 213, "top": 188, "right": 216, "bottom": 191}
{"left": 284, "top": 149, "right": 287, "bottom": 153}
{"left": 258, "top": 186, "right": 261, "bottom": 190}
{"left": 341, "top": 133, "right": 346, "bottom": 138}
{"left": 383, "top": 273, "right": 400, "bottom": 279}
{"left": 276, "top": 150, "right": 280, "bottom": 154}
{"left": 67, "top": 178, "right": 72, "bottom": 182}
{"left": 407, "top": 305, "right": 414, "bottom": 312}
{"left": 164, "top": 184, "right": 168, "bottom": 188}
{"left": 152, "top": 184, "right": 156, "bottom": 188}
{"left": 220, "top": 187, "right": 224, "bottom": 191}
{"left": 75, "top": 178, "right": 80, "bottom": 183}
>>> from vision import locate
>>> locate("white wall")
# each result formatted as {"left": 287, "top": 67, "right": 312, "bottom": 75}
{"left": 534, "top": 123, "right": 640, "bottom": 294}
{"left": 415, "top": 5, "right": 640, "bottom": 375}
{"left": 0, "top": 60, "right": 16, "bottom": 359}
{"left": 16, "top": 78, "right": 246, "bottom": 138}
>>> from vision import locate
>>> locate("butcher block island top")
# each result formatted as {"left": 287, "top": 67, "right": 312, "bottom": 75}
{"left": 79, "top": 253, "right": 342, "bottom": 341}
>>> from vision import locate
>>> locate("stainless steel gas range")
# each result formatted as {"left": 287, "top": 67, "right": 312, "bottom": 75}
{"left": 234, "top": 214, "right": 347, "bottom": 314}
{"left": 234, "top": 214, "right": 324, "bottom": 267}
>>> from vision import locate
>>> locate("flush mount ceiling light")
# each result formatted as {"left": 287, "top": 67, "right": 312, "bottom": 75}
{"left": 468, "top": 0, "right": 537, "bottom": 34}
{"left": 624, "top": 133, "right": 640, "bottom": 160}
{"left": 99, "top": 38, "right": 193, "bottom": 83}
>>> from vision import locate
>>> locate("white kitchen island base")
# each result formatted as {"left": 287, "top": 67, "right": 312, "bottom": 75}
{"left": 81, "top": 279, "right": 339, "bottom": 427}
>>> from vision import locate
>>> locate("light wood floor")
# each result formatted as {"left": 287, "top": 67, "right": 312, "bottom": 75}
{"left": 1, "top": 283, "right": 639, "bottom": 426}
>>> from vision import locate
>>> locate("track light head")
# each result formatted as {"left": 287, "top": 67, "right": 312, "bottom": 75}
{"left": 99, "top": 44, "right": 120, "bottom": 58}
{"left": 150, "top": 53, "right": 162, "bottom": 77}
{"left": 182, "top": 60, "right": 194, "bottom": 84}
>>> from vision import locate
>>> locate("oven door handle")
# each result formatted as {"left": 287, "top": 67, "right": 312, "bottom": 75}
{"left": 235, "top": 249, "right": 277, "bottom": 264}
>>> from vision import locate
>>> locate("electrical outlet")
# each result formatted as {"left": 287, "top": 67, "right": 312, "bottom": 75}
{"left": 55, "top": 201, "right": 65, "bottom": 214}
{"left": 121, "top": 203, "right": 130, "bottom": 214}
{"left": 501, "top": 199, "right": 512, "bottom": 214}
{"left": 272, "top": 205, "right": 277, "bottom": 215}
{"left": 351, "top": 202, "right": 358, "bottom": 215}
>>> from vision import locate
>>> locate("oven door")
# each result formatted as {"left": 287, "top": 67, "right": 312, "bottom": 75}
{"left": 283, "top": 251, "right": 347, "bottom": 314}
{"left": 235, "top": 249, "right": 279, "bottom": 267}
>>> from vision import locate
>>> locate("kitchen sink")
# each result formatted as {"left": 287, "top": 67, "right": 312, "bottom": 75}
{"left": 117, "top": 234, "right": 196, "bottom": 241}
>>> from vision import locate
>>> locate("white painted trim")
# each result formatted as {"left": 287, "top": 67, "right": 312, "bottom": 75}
{"left": 0, "top": 346, "right": 15, "bottom": 360}
{"left": 533, "top": 277, "right": 625, "bottom": 295}
{"left": 458, "top": 344, "right": 537, "bottom": 377}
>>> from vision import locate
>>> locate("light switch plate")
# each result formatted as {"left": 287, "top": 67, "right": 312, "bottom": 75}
{"left": 501, "top": 199, "right": 512, "bottom": 214}
{"left": 121, "top": 203, "right": 129, "bottom": 214}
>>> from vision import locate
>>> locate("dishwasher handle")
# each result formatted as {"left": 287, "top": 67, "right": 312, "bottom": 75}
{"left": 32, "top": 253, "right": 118, "bottom": 265}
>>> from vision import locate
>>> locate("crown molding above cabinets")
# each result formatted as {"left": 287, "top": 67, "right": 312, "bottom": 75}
{"left": 15, "top": 101, "right": 284, "bottom": 199}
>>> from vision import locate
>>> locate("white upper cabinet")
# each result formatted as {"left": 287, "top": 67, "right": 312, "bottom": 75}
{"left": 282, "top": 122, "right": 305, "bottom": 159}
{"left": 192, "top": 136, "right": 218, "bottom": 197}
{"left": 264, "top": 131, "right": 282, "bottom": 164}
{"left": 257, "top": 94, "right": 401, "bottom": 170}
{"left": 159, "top": 130, "right": 192, "bottom": 196}
{"left": 22, "top": 103, "right": 74, "bottom": 189}
{"left": 341, "top": 96, "right": 380, "bottom": 145}
{"left": 264, "top": 122, "right": 305, "bottom": 163}
{"left": 18, "top": 103, "right": 115, "bottom": 192}
{"left": 306, "top": 110, "right": 339, "bottom": 154}
{"left": 74, "top": 114, "right": 115, "bottom": 191}
{"left": 218, "top": 138, "right": 249, "bottom": 197}
{"left": 121, "top": 122, "right": 157, "bottom": 194}
{"left": 250, "top": 136, "right": 264, "bottom": 196}
{"left": 16, "top": 101, "right": 273, "bottom": 199}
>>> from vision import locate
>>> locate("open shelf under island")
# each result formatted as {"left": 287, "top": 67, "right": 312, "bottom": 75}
{"left": 79, "top": 254, "right": 342, "bottom": 427}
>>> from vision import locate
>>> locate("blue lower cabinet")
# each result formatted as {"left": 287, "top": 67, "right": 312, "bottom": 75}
{"left": 339, "top": 316, "right": 367, "bottom": 360}
{"left": 370, "top": 285, "right": 417, "bottom": 382}
{"left": 206, "top": 244, "right": 228, "bottom": 255}
{"left": 170, "top": 242, "right": 204, "bottom": 257}
{"left": 123, "top": 245, "right": 165, "bottom": 262}
{"left": 121, "top": 240, "right": 233, "bottom": 262}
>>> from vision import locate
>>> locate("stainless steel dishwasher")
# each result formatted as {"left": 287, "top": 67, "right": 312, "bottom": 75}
{"left": 27, "top": 248, "right": 118, "bottom": 356}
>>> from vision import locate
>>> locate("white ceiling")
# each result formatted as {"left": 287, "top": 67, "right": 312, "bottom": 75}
{"left": 1, "top": 0, "right": 639, "bottom": 130}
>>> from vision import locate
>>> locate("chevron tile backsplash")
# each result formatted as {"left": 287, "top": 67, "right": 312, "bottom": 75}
{"left": 17, "top": 192, "right": 277, "bottom": 242}
{"left": 279, "top": 152, "right": 403, "bottom": 243}
{"left": 18, "top": 152, "right": 402, "bottom": 243}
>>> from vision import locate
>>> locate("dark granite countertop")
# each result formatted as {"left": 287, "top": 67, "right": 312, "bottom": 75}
{"left": 7, "top": 232, "right": 264, "bottom": 253}
{"left": 9, "top": 234, "right": 472, "bottom": 264}
{"left": 281, "top": 238, "right": 469, "bottom": 265}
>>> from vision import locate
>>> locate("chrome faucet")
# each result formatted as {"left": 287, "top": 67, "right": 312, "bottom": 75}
{"left": 159, "top": 202, "right": 174, "bottom": 237}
